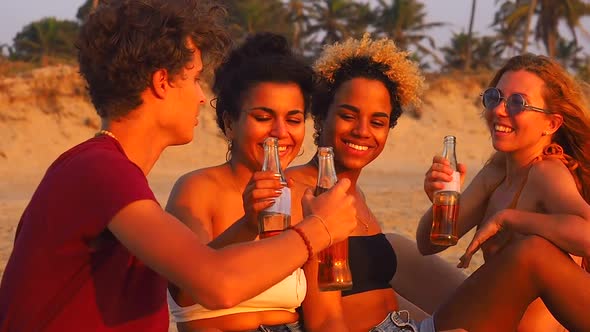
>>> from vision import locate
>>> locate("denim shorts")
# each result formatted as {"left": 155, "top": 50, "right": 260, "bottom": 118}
{"left": 245, "top": 321, "right": 304, "bottom": 332}
{"left": 369, "top": 311, "right": 435, "bottom": 332}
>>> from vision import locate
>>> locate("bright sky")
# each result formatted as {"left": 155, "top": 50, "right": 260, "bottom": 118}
{"left": 0, "top": 0, "right": 588, "bottom": 54}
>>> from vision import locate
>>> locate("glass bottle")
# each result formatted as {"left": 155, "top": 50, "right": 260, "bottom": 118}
{"left": 258, "top": 137, "right": 291, "bottom": 238}
{"left": 314, "top": 146, "right": 353, "bottom": 291}
{"left": 430, "top": 135, "right": 460, "bottom": 246}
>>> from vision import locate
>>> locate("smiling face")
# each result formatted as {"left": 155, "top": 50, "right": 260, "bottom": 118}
{"left": 485, "top": 70, "right": 559, "bottom": 156}
{"left": 226, "top": 82, "right": 306, "bottom": 171}
{"left": 319, "top": 77, "right": 392, "bottom": 171}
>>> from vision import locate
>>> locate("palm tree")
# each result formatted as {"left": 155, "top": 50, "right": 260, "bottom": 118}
{"left": 286, "top": 0, "right": 310, "bottom": 54}
{"left": 494, "top": 0, "right": 590, "bottom": 58}
{"left": 224, "top": 0, "right": 293, "bottom": 43}
{"left": 464, "top": 0, "right": 477, "bottom": 70}
{"left": 302, "top": 0, "right": 370, "bottom": 53}
{"left": 372, "top": 0, "right": 446, "bottom": 66}
{"left": 522, "top": 0, "right": 537, "bottom": 53}
{"left": 555, "top": 37, "right": 584, "bottom": 69}
{"left": 12, "top": 17, "right": 79, "bottom": 65}
{"left": 441, "top": 32, "right": 471, "bottom": 70}
{"left": 492, "top": 1, "right": 525, "bottom": 58}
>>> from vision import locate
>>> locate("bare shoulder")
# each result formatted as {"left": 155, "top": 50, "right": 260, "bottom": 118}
{"left": 166, "top": 164, "right": 231, "bottom": 216}
{"left": 529, "top": 158, "right": 572, "bottom": 180}
{"left": 170, "top": 165, "right": 227, "bottom": 199}
{"left": 528, "top": 158, "right": 578, "bottom": 193}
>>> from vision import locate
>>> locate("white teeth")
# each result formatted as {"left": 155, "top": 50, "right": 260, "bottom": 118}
{"left": 278, "top": 146, "right": 287, "bottom": 152}
{"left": 494, "top": 124, "right": 513, "bottom": 133}
{"left": 346, "top": 142, "right": 369, "bottom": 151}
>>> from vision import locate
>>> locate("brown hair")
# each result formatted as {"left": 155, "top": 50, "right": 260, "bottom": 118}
{"left": 489, "top": 54, "right": 590, "bottom": 201}
{"left": 77, "top": 0, "right": 230, "bottom": 119}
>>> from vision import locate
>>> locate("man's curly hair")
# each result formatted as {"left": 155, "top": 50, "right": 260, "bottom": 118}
{"left": 312, "top": 33, "right": 425, "bottom": 144}
{"left": 77, "top": 0, "right": 231, "bottom": 119}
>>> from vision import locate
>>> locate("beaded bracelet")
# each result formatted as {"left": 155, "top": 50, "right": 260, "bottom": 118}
{"left": 288, "top": 226, "right": 313, "bottom": 263}
{"left": 307, "top": 214, "right": 332, "bottom": 247}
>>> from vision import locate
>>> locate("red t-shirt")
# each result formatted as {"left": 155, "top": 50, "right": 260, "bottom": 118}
{"left": 0, "top": 136, "right": 169, "bottom": 331}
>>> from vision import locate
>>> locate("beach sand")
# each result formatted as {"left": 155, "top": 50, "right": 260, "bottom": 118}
{"left": 0, "top": 66, "right": 494, "bottom": 330}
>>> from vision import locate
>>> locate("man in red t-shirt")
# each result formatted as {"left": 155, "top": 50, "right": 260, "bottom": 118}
{"left": 0, "top": 1, "right": 359, "bottom": 331}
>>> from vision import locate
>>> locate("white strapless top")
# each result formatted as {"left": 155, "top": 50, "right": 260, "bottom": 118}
{"left": 168, "top": 268, "right": 306, "bottom": 322}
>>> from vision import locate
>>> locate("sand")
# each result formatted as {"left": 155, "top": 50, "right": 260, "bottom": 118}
{"left": 0, "top": 66, "right": 495, "bottom": 330}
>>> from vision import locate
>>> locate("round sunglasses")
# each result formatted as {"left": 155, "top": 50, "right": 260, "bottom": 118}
{"left": 481, "top": 87, "right": 552, "bottom": 116}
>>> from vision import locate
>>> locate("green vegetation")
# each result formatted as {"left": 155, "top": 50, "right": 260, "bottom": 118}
{"left": 1, "top": 0, "right": 589, "bottom": 81}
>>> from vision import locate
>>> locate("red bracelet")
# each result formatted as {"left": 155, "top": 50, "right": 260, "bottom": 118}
{"left": 288, "top": 226, "right": 313, "bottom": 264}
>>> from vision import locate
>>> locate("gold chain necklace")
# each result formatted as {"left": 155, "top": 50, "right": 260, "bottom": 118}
{"left": 355, "top": 213, "right": 370, "bottom": 233}
{"left": 96, "top": 129, "right": 117, "bottom": 141}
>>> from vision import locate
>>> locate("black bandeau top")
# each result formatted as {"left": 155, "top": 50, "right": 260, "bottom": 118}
{"left": 342, "top": 233, "right": 397, "bottom": 297}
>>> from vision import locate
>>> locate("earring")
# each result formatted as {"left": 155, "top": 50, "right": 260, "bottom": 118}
{"left": 542, "top": 131, "right": 550, "bottom": 136}
{"left": 226, "top": 140, "right": 233, "bottom": 161}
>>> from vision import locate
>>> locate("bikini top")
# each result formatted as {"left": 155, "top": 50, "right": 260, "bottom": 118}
{"left": 341, "top": 233, "right": 397, "bottom": 297}
{"left": 167, "top": 268, "right": 306, "bottom": 322}
{"left": 489, "top": 144, "right": 588, "bottom": 272}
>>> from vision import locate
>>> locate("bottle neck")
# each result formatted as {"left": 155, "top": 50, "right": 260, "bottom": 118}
{"left": 262, "top": 141, "right": 287, "bottom": 183}
{"left": 316, "top": 154, "right": 338, "bottom": 189}
{"left": 442, "top": 140, "right": 458, "bottom": 170}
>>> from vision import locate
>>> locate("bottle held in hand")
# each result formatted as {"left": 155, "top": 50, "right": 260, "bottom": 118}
{"left": 258, "top": 137, "right": 291, "bottom": 239}
{"left": 430, "top": 135, "right": 460, "bottom": 246}
{"left": 314, "top": 147, "right": 353, "bottom": 291}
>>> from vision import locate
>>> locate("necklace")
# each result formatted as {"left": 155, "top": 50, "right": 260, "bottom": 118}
{"left": 96, "top": 129, "right": 117, "bottom": 141}
{"left": 355, "top": 213, "right": 370, "bottom": 233}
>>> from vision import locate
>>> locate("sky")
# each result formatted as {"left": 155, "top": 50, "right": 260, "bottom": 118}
{"left": 1, "top": 0, "right": 588, "bottom": 55}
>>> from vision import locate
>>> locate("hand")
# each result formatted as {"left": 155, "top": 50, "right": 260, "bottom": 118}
{"left": 457, "top": 209, "right": 509, "bottom": 268}
{"left": 424, "top": 155, "right": 467, "bottom": 202}
{"left": 242, "top": 171, "right": 285, "bottom": 231}
{"left": 300, "top": 178, "right": 357, "bottom": 244}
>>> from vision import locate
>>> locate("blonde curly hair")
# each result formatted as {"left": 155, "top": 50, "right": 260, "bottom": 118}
{"left": 314, "top": 33, "right": 424, "bottom": 108}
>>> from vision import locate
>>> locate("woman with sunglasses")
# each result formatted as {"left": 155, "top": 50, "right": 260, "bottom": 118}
{"left": 165, "top": 32, "right": 356, "bottom": 332}
{"left": 418, "top": 54, "right": 590, "bottom": 331}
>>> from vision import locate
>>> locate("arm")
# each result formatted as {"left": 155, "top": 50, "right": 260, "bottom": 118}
{"left": 417, "top": 155, "right": 504, "bottom": 255}
{"left": 210, "top": 171, "right": 288, "bottom": 248}
{"left": 109, "top": 178, "right": 357, "bottom": 310}
{"left": 165, "top": 172, "right": 215, "bottom": 244}
{"left": 461, "top": 159, "right": 590, "bottom": 266}
{"left": 166, "top": 170, "right": 282, "bottom": 249}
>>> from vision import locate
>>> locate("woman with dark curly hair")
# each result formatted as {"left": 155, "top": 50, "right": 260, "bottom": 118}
{"left": 165, "top": 32, "right": 323, "bottom": 332}
{"left": 0, "top": 2, "right": 357, "bottom": 331}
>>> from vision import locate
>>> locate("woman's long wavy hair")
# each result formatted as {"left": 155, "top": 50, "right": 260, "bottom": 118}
{"left": 488, "top": 54, "right": 590, "bottom": 202}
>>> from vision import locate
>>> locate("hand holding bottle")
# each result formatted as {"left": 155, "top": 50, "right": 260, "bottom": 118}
{"left": 242, "top": 170, "right": 286, "bottom": 231}
{"left": 300, "top": 178, "right": 357, "bottom": 245}
{"left": 424, "top": 156, "right": 467, "bottom": 203}
{"left": 429, "top": 136, "right": 464, "bottom": 246}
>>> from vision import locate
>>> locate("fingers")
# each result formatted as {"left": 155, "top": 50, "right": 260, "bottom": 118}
{"left": 457, "top": 163, "right": 467, "bottom": 175}
{"left": 332, "top": 178, "right": 351, "bottom": 193}
{"left": 286, "top": 177, "right": 295, "bottom": 188}
{"left": 243, "top": 171, "right": 287, "bottom": 220}
{"left": 432, "top": 155, "right": 450, "bottom": 165}
{"left": 457, "top": 253, "right": 472, "bottom": 269}
{"left": 458, "top": 225, "right": 488, "bottom": 269}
